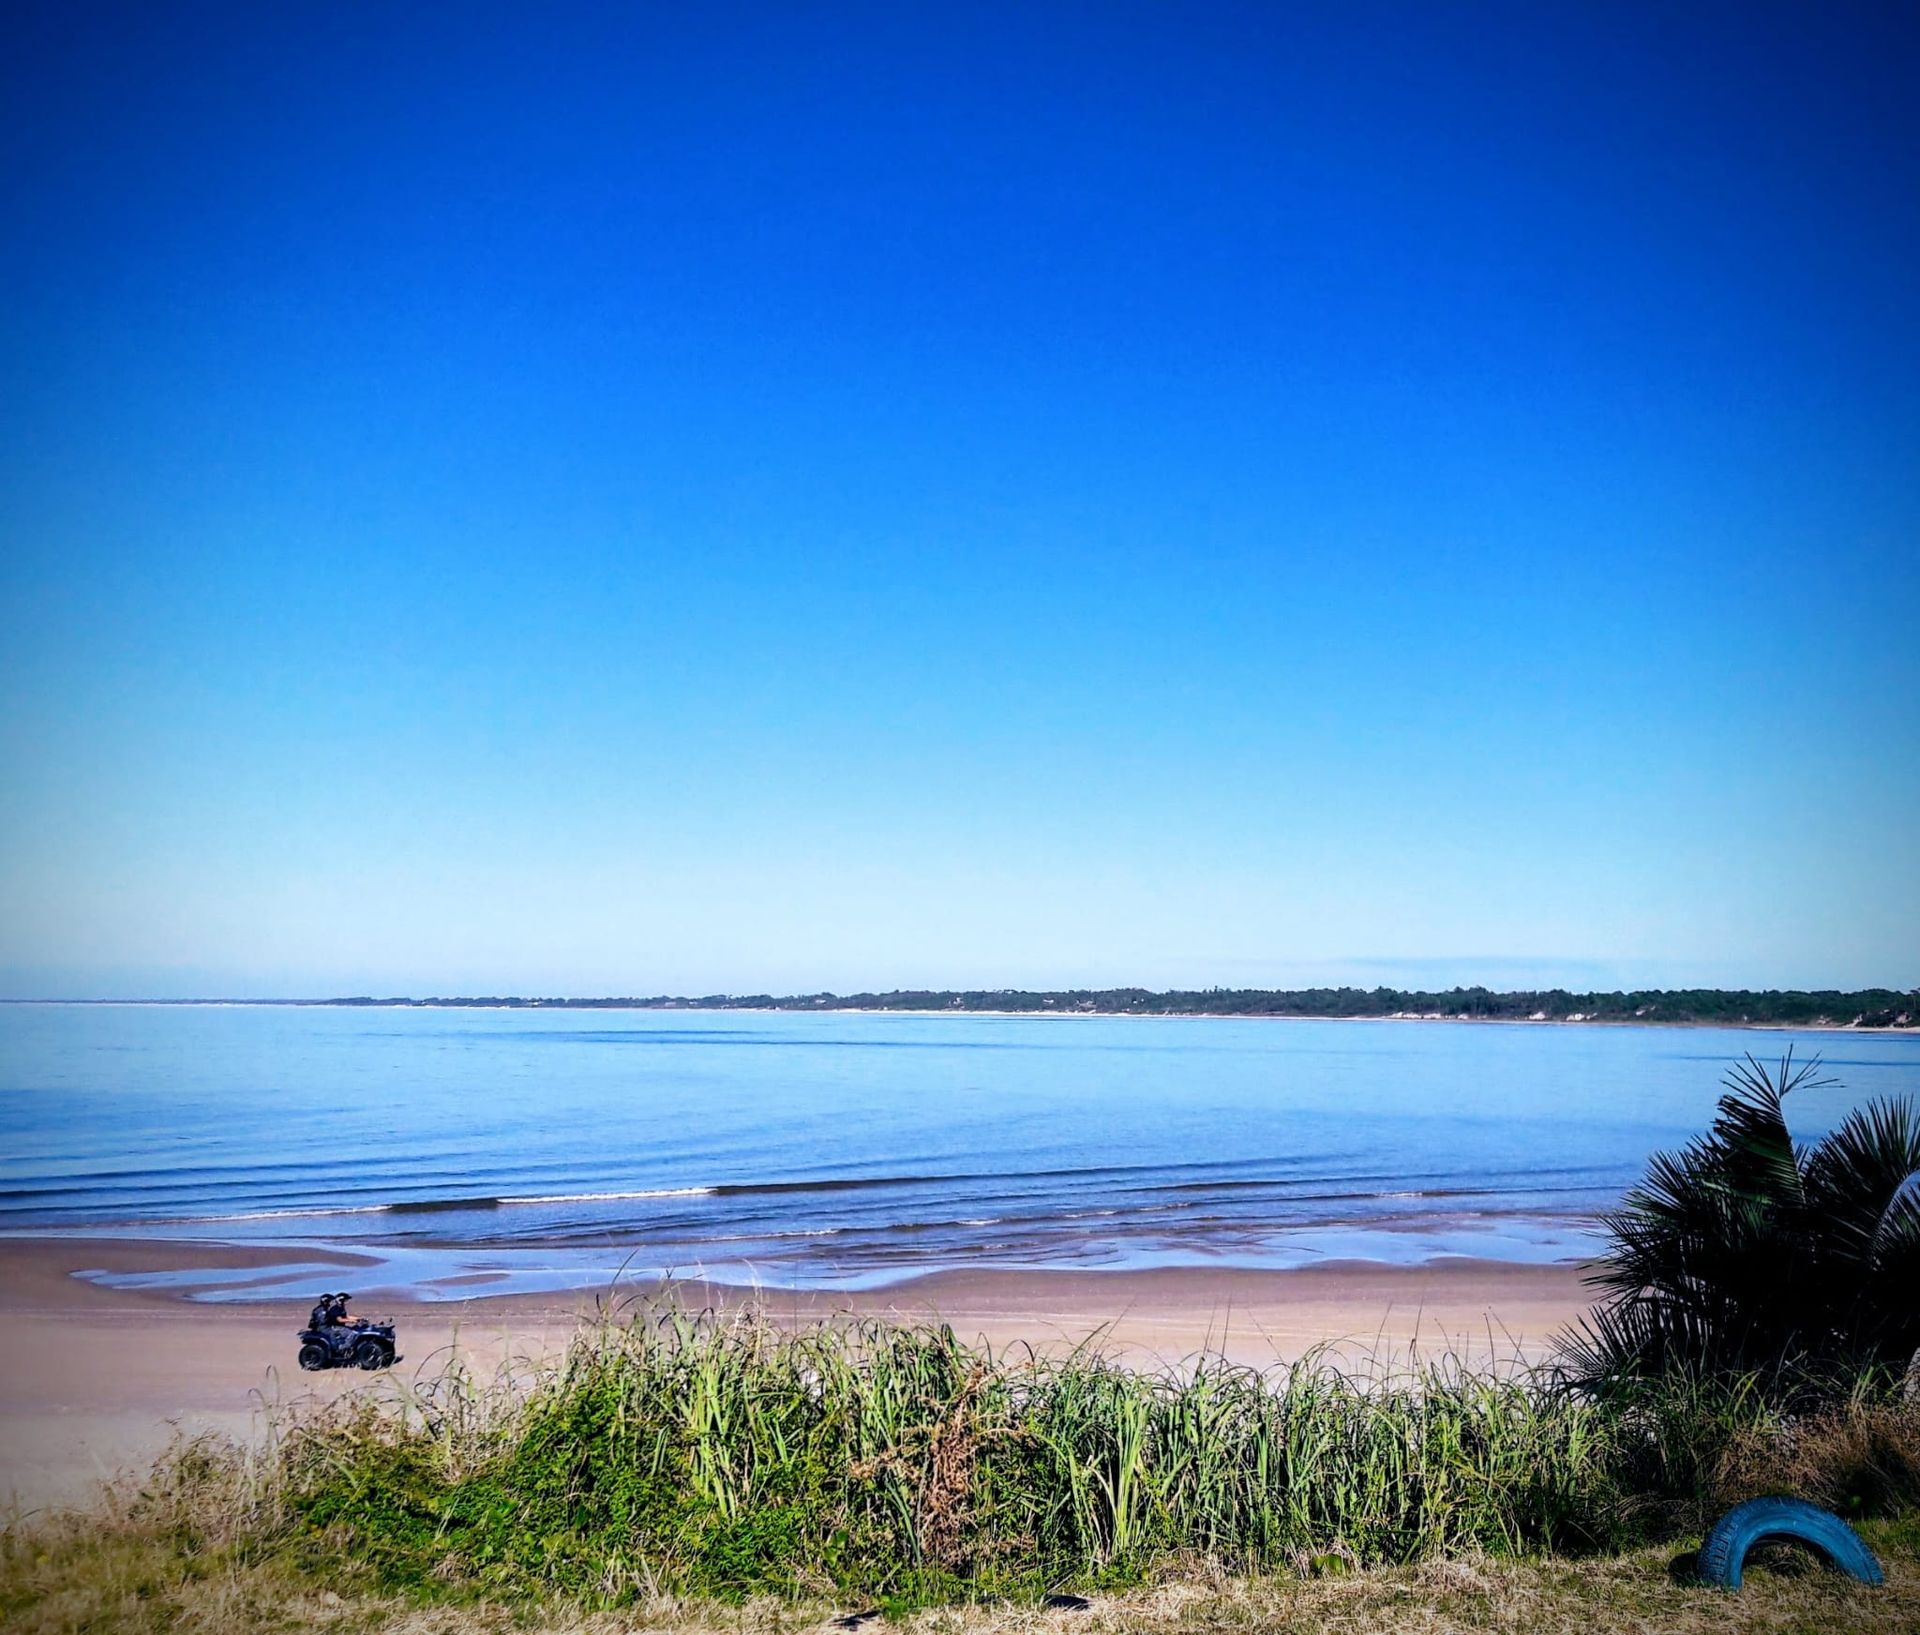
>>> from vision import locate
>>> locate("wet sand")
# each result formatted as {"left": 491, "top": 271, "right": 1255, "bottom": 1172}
{"left": 0, "top": 1236, "right": 1593, "bottom": 1517}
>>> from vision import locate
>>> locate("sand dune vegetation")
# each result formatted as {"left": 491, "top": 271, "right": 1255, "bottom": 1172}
{"left": 5, "top": 1303, "right": 1919, "bottom": 1632}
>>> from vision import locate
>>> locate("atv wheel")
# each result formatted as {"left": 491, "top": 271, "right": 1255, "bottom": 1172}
{"left": 297, "top": 1341, "right": 330, "bottom": 1371}
{"left": 354, "top": 1338, "right": 389, "bottom": 1370}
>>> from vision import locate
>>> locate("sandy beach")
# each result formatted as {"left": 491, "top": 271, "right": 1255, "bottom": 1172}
{"left": 0, "top": 1235, "right": 1592, "bottom": 1518}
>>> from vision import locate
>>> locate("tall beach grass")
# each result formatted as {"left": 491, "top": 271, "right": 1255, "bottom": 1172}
{"left": 215, "top": 1303, "right": 1918, "bottom": 1605}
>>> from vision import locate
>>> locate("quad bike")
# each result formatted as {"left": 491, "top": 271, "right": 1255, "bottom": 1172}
{"left": 296, "top": 1318, "right": 400, "bottom": 1371}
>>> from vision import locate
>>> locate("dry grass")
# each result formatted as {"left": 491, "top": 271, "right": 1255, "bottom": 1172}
{"left": 4, "top": 1517, "right": 1918, "bottom": 1635}
{"left": 1713, "top": 1399, "right": 1920, "bottom": 1517}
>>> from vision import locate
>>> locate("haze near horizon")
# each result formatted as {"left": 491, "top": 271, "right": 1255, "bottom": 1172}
{"left": 2, "top": 4, "right": 1916, "bottom": 999}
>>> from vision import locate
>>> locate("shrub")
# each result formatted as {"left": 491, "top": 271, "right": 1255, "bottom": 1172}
{"left": 1565, "top": 1052, "right": 1920, "bottom": 1392}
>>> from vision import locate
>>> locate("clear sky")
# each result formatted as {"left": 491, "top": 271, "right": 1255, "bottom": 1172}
{"left": 2, "top": 3, "right": 1916, "bottom": 999}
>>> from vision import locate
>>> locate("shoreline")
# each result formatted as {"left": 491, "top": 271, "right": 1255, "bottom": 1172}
{"left": 0, "top": 1231, "right": 1593, "bottom": 1312}
{"left": 0, "top": 1216, "right": 1606, "bottom": 1308}
{"left": 0, "top": 1234, "right": 1594, "bottom": 1516}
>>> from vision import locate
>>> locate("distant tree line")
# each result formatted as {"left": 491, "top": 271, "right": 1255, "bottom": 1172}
{"left": 315, "top": 986, "right": 1920, "bottom": 1026}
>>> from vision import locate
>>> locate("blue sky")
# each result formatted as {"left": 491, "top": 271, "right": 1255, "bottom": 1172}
{"left": 2, "top": 3, "right": 1916, "bottom": 998}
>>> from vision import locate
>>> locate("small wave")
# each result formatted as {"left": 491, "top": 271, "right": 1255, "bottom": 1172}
{"left": 499, "top": 1187, "right": 717, "bottom": 1204}
{"left": 185, "top": 1204, "right": 394, "bottom": 1222}
{"left": 21, "top": 1155, "right": 1431, "bottom": 1231}
{"left": 122, "top": 1167, "right": 1596, "bottom": 1233}
{"left": 177, "top": 1186, "right": 717, "bottom": 1223}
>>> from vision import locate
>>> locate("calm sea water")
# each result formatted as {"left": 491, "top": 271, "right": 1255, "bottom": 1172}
{"left": 3, "top": 1004, "right": 1916, "bottom": 1297}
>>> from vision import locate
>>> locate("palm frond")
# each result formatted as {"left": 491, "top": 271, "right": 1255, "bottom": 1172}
{"left": 1870, "top": 1168, "right": 1920, "bottom": 1267}
{"left": 1709, "top": 1052, "right": 1818, "bottom": 1207}
{"left": 1803, "top": 1094, "right": 1920, "bottom": 1267}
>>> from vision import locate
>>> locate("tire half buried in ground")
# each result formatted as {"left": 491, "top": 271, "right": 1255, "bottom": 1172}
{"left": 1697, "top": 1496, "right": 1884, "bottom": 1590}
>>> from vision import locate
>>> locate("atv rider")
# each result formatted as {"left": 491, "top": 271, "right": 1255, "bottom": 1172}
{"left": 309, "top": 1292, "right": 368, "bottom": 1331}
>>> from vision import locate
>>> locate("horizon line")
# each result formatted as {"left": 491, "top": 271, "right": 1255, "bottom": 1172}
{"left": 5, "top": 981, "right": 1916, "bottom": 1007}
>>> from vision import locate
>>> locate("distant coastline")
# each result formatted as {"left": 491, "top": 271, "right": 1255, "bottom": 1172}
{"left": 8, "top": 984, "right": 1916, "bottom": 1027}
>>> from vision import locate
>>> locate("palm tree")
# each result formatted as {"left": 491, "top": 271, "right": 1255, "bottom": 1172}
{"left": 1565, "top": 1051, "right": 1920, "bottom": 1390}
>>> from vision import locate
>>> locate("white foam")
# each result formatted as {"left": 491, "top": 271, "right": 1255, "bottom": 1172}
{"left": 498, "top": 1187, "right": 717, "bottom": 1204}
{"left": 187, "top": 1204, "right": 391, "bottom": 1222}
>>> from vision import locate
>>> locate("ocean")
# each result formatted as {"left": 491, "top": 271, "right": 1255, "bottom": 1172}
{"left": 3, "top": 1003, "right": 1916, "bottom": 1299}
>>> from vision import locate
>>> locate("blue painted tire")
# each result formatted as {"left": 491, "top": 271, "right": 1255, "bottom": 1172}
{"left": 1697, "top": 1496, "right": 1884, "bottom": 1590}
